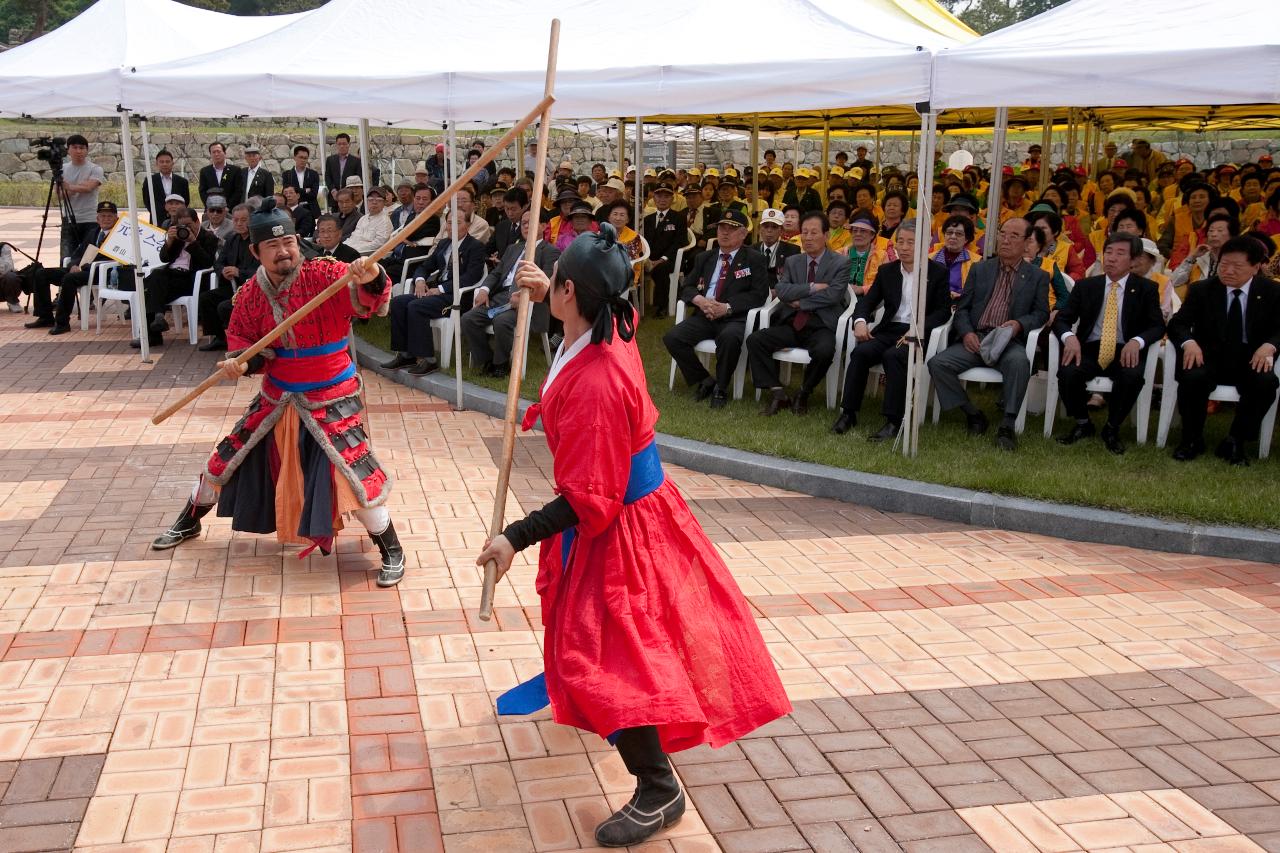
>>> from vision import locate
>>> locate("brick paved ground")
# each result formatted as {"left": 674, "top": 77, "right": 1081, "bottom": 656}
{"left": 0, "top": 208, "right": 1277, "bottom": 851}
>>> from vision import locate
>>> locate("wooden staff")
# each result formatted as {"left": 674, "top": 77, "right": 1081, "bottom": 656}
{"left": 479, "top": 18, "right": 560, "bottom": 622}
{"left": 150, "top": 94, "right": 554, "bottom": 426}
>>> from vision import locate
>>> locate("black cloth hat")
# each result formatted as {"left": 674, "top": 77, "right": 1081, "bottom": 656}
{"left": 715, "top": 209, "right": 749, "bottom": 229}
{"left": 943, "top": 193, "right": 979, "bottom": 212}
{"left": 559, "top": 223, "right": 633, "bottom": 300}
{"left": 652, "top": 182, "right": 675, "bottom": 195}
{"left": 249, "top": 197, "right": 296, "bottom": 244}
{"left": 96, "top": 200, "right": 118, "bottom": 213}
{"left": 554, "top": 188, "right": 582, "bottom": 205}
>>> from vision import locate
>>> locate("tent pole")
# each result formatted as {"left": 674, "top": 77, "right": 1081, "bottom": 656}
{"left": 617, "top": 118, "right": 626, "bottom": 175}
{"left": 901, "top": 108, "right": 937, "bottom": 458}
{"left": 138, "top": 116, "right": 155, "bottom": 224}
{"left": 794, "top": 132, "right": 802, "bottom": 172}
{"left": 358, "top": 119, "right": 372, "bottom": 194}
{"left": 317, "top": 119, "right": 328, "bottom": 209}
{"left": 119, "top": 110, "right": 150, "bottom": 363}
{"left": 1067, "top": 108, "right": 1077, "bottom": 169}
{"left": 909, "top": 131, "right": 917, "bottom": 176}
{"left": 875, "top": 126, "right": 882, "bottom": 177}
{"left": 445, "top": 123, "right": 463, "bottom": 410}
{"left": 510, "top": 123, "right": 521, "bottom": 178}
{"left": 986, "top": 107, "right": 1008, "bottom": 258}
{"left": 692, "top": 124, "right": 700, "bottom": 170}
{"left": 1039, "top": 110, "right": 1052, "bottom": 193}
{"left": 750, "top": 116, "right": 760, "bottom": 224}
{"left": 820, "top": 118, "right": 831, "bottom": 206}
{"left": 634, "top": 117, "right": 644, "bottom": 318}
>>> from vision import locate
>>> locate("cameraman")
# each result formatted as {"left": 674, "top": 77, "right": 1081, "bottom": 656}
{"left": 59, "top": 135, "right": 105, "bottom": 263}
{"left": 129, "top": 207, "right": 217, "bottom": 348}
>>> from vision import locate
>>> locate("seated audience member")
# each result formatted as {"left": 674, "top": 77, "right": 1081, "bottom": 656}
{"left": 460, "top": 210, "right": 560, "bottom": 377}
{"left": 933, "top": 214, "right": 977, "bottom": 299}
{"left": 282, "top": 144, "right": 322, "bottom": 216}
{"left": 1052, "top": 233, "right": 1166, "bottom": 455}
{"left": 1168, "top": 212, "right": 1237, "bottom": 300}
{"left": 1166, "top": 235, "right": 1280, "bottom": 464}
{"left": 380, "top": 212, "right": 486, "bottom": 376}
{"left": 393, "top": 182, "right": 415, "bottom": 214}
{"left": 132, "top": 206, "right": 219, "bottom": 348}
{"left": 159, "top": 193, "right": 186, "bottom": 228}
{"left": 282, "top": 186, "right": 316, "bottom": 238}
{"left": 926, "top": 218, "right": 1050, "bottom": 451}
{"left": 0, "top": 242, "right": 19, "bottom": 313}
{"left": 663, "top": 209, "right": 769, "bottom": 408}
{"left": 1132, "top": 237, "right": 1174, "bottom": 319}
{"left": 833, "top": 219, "right": 950, "bottom": 441}
{"left": 600, "top": 201, "right": 644, "bottom": 289}
{"left": 643, "top": 182, "right": 688, "bottom": 319}
{"left": 880, "top": 191, "right": 909, "bottom": 240}
{"left": 308, "top": 214, "right": 361, "bottom": 263}
{"left": 335, "top": 189, "right": 361, "bottom": 239}
{"left": 703, "top": 178, "right": 750, "bottom": 234}
{"left": 485, "top": 185, "right": 509, "bottom": 226}
{"left": 487, "top": 187, "right": 529, "bottom": 263}
{"left": 383, "top": 184, "right": 440, "bottom": 280}
{"left": 26, "top": 201, "right": 119, "bottom": 333}
{"left": 845, "top": 210, "right": 887, "bottom": 296}
{"left": 756, "top": 208, "right": 801, "bottom": 286}
{"left": 826, "top": 201, "right": 853, "bottom": 253}
{"left": 344, "top": 187, "right": 394, "bottom": 254}
{"left": 747, "top": 211, "right": 852, "bottom": 416}
{"left": 202, "top": 194, "right": 233, "bottom": 243}
{"left": 453, "top": 187, "right": 493, "bottom": 244}
{"left": 684, "top": 184, "right": 707, "bottom": 244}
{"left": 197, "top": 204, "right": 253, "bottom": 352}
{"left": 549, "top": 196, "right": 599, "bottom": 253}
{"left": 1160, "top": 181, "right": 1217, "bottom": 267}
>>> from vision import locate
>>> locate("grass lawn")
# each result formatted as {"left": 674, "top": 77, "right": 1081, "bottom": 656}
{"left": 357, "top": 313, "right": 1279, "bottom": 531}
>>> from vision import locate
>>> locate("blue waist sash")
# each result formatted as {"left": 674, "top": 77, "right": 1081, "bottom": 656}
{"left": 269, "top": 361, "right": 356, "bottom": 393}
{"left": 274, "top": 337, "right": 349, "bottom": 358}
{"left": 497, "top": 441, "right": 664, "bottom": 717}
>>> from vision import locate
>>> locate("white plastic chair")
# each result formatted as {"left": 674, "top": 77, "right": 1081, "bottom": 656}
{"left": 755, "top": 293, "right": 857, "bottom": 409}
{"left": 96, "top": 265, "right": 146, "bottom": 337}
{"left": 837, "top": 300, "right": 886, "bottom": 405}
{"left": 628, "top": 236, "right": 650, "bottom": 317}
{"left": 167, "top": 268, "right": 216, "bottom": 345}
{"left": 394, "top": 239, "right": 438, "bottom": 296}
{"left": 666, "top": 299, "right": 767, "bottom": 401}
{"left": 923, "top": 318, "right": 1044, "bottom": 434}
{"left": 429, "top": 281, "right": 484, "bottom": 370}
{"left": 666, "top": 229, "right": 697, "bottom": 317}
{"left": 1155, "top": 345, "right": 1280, "bottom": 458}
{"left": 80, "top": 260, "right": 118, "bottom": 330}
{"left": 1042, "top": 329, "right": 1163, "bottom": 443}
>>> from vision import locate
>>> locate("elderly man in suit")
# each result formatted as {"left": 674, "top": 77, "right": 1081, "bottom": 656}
{"left": 663, "top": 209, "right": 769, "bottom": 409}
{"left": 927, "top": 218, "right": 1050, "bottom": 451}
{"left": 240, "top": 144, "right": 274, "bottom": 203}
{"left": 141, "top": 149, "right": 190, "bottom": 224}
{"left": 1052, "top": 233, "right": 1166, "bottom": 455}
{"left": 833, "top": 219, "right": 951, "bottom": 441}
{"left": 756, "top": 208, "right": 801, "bottom": 285}
{"left": 461, "top": 210, "right": 560, "bottom": 377}
{"left": 282, "top": 145, "right": 322, "bottom": 217}
{"left": 324, "top": 133, "right": 362, "bottom": 211}
{"left": 747, "top": 211, "right": 853, "bottom": 415}
{"left": 198, "top": 142, "right": 242, "bottom": 207}
{"left": 1167, "top": 235, "right": 1280, "bottom": 465}
{"left": 642, "top": 183, "right": 688, "bottom": 319}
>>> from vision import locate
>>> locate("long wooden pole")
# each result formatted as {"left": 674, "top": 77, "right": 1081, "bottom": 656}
{"left": 150, "top": 94, "right": 554, "bottom": 426}
{"left": 479, "top": 19, "right": 560, "bottom": 622}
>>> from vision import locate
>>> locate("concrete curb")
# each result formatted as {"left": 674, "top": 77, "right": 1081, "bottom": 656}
{"left": 356, "top": 338, "right": 1280, "bottom": 564}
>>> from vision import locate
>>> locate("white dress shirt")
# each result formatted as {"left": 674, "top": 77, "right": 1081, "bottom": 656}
{"left": 344, "top": 212, "right": 393, "bottom": 253}
{"left": 706, "top": 248, "right": 740, "bottom": 300}
{"left": 1064, "top": 274, "right": 1146, "bottom": 349}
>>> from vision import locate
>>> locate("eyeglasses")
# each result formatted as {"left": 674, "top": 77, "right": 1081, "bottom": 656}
{"left": 943, "top": 229, "right": 967, "bottom": 237}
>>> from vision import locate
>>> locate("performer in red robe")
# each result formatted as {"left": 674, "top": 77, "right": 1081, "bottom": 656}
{"left": 476, "top": 225, "right": 791, "bottom": 848}
{"left": 151, "top": 200, "right": 407, "bottom": 587}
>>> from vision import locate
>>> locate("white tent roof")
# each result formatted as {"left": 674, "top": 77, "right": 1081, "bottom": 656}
{"left": 0, "top": 0, "right": 304, "bottom": 117}
{"left": 123, "top": 0, "right": 936, "bottom": 121}
{"left": 932, "top": 0, "right": 1280, "bottom": 109}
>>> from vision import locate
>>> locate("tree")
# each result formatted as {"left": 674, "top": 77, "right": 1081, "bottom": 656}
{"left": 936, "top": 0, "right": 1070, "bottom": 34}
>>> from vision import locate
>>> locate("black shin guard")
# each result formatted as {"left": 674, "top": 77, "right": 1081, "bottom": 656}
{"left": 594, "top": 726, "right": 685, "bottom": 847}
{"left": 151, "top": 499, "right": 213, "bottom": 551}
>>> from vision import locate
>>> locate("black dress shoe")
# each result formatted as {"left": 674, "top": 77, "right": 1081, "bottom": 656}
{"left": 198, "top": 337, "right": 227, "bottom": 352}
{"left": 1217, "top": 436, "right": 1249, "bottom": 466}
{"left": 708, "top": 391, "right": 729, "bottom": 410}
{"left": 488, "top": 362, "right": 510, "bottom": 378}
{"left": 129, "top": 334, "right": 163, "bottom": 349}
{"left": 966, "top": 411, "right": 989, "bottom": 436}
{"left": 1100, "top": 423, "right": 1125, "bottom": 455}
{"left": 830, "top": 412, "right": 855, "bottom": 435}
{"left": 868, "top": 420, "right": 901, "bottom": 443}
{"left": 406, "top": 358, "right": 439, "bottom": 376}
{"left": 48, "top": 323, "right": 71, "bottom": 336}
{"left": 24, "top": 317, "right": 54, "bottom": 329}
{"left": 995, "top": 425, "right": 1017, "bottom": 451}
{"left": 1172, "top": 440, "right": 1205, "bottom": 462}
{"left": 760, "top": 389, "right": 790, "bottom": 416}
{"left": 380, "top": 353, "right": 416, "bottom": 370}
{"left": 792, "top": 393, "right": 810, "bottom": 416}
{"left": 692, "top": 377, "right": 716, "bottom": 402}
{"left": 1056, "top": 421, "right": 1096, "bottom": 445}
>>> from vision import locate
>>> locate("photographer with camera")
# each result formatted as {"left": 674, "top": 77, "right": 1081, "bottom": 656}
{"left": 127, "top": 207, "right": 217, "bottom": 348}
{"left": 56, "top": 135, "right": 104, "bottom": 263}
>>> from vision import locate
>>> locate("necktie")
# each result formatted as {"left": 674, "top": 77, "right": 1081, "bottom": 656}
{"left": 711, "top": 253, "right": 730, "bottom": 300}
{"left": 793, "top": 259, "right": 816, "bottom": 331}
{"left": 1098, "top": 281, "right": 1120, "bottom": 369}
{"left": 1227, "top": 288, "right": 1244, "bottom": 359}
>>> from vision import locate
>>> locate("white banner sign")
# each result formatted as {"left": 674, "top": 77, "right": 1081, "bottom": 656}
{"left": 97, "top": 215, "right": 168, "bottom": 268}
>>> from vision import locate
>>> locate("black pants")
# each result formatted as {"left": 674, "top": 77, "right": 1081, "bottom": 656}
{"left": 198, "top": 283, "right": 235, "bottom": 338}
{"left": 120, "top": 267, "right": 195, "bottom": 326}
{"left": 1058, "top": 339, "right": 1148, "bottom": 428}
{"left": 1176, "top": 355, "right": 1280, "bottom": 443}
{"left": 663, "top": 313, "right": 747, "bottom": 393}
{"left": 389, "top": 292, "right": 452, "bottom": 360}
{"left": 217, "top": 299, "right": 234, "bottom": 334}
{"left": 649, "top": 259, "right": 676, "bottom": 314}
{"left": 841, "top": 324, "right": 910, "bottom": 424}
{"left": 747, "top": 318, "right": 837, "bottom": 395}
{"left": 0, "top": 271, "right": 21, "bottom": 304}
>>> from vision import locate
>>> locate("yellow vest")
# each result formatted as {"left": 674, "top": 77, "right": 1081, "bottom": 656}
{"left": 827, "top": 227, "right": 853, "bottom": 253}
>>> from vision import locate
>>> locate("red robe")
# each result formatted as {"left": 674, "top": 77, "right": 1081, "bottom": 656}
{"left": 523, "top": 325, "right": 791, "bottom": 754}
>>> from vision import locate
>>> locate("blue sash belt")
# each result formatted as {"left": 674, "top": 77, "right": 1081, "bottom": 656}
{"left": 274, "top": 337, "right": 349, "bottom": 358}
{"left": 270, "top": 361, "right": 356, "bottom": 393}
{"left": 497, "top": 441, "right": 664, "bottom": 717}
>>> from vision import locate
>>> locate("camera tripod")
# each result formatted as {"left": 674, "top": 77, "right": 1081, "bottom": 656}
{"left": 34, "top": 171, "right": 76, "bottom": 266}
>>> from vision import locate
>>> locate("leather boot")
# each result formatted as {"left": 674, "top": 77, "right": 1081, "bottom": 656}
{"left": 151, "top": 499, "right": 213, "bottom": 550}
{"left": 371, "top": 520, "right": 406, "bottom": 587}
{"left": 594, "top": 726, "right": 685, "bottom": 847}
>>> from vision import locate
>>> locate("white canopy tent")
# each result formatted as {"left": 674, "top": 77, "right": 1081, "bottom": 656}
{"left": 0, "top": 0, "right": 304, "bottom": 117}
{"left": 932, "top": 0, "right": 1280, "bottom": 108}
{"left": 122, "top": 0, "right": 936, "bottom": 121}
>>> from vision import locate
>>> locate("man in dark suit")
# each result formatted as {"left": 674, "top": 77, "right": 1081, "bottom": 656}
{"left": 197, "top": 142, "right": 243, "bottom": 207}
{"left": 642, "top": 183, "right": 688, "bottom": 319}
{"left": 197, "top": 203, "right": 254, "bottom": 351}
{"left": 381, "top": 211, "right": 486, "bottom": 376}
{"left": 747, "top": 211, "right": 853, "bottom": 415}
{"left": 281, "top": 188, "right": 316, "bottom": 239}
{"left": 663, "top": 209, "right": 769, "bottom": 409}
{"left": 282, "top": 145, "right": 322, "bottom": 218}
{"left": 27, "top": 201, "right": 119, "bottom": 333}
{"left": 140, "top": 149, "right": 190, "bottom": 224}
{"left": 927, "top": 217, "right": 1050, "bottom": 451}
{"left": 461, "top": 211, "right": 560, "bottom": 376}
{"left": 240, "top": 144, "right": 274, "bottom": 203}
{"left": 1167, "top": 235, "right": 1280, "bottom": 464}
{"left": 486, "top": 187, "right": 529, "bottom": 263}
{"left": 701, "top": 179, "right": 750, "bottom": 241}
{"left": 755, "top": 208, "right": 800, "bottom": 286}
{"left": 1052, "top": 233, "right": 1166, "bottom": 455}
{"left": 324, "top": 133, "right": 362, "bottom": 212}
{"left": 302, "top": 215, "right": 359, "bottom": 263}
{"left": 832, "top": 220, "right": 951, "bottom": 441}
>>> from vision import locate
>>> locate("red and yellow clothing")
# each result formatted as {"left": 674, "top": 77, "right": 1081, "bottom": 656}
{"left": 1165, "top": 207, "right": 1206, "bottom": 268}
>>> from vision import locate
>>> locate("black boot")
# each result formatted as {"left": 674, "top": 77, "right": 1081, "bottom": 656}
{"left": 595, "top": 726, "right": 685, "bottom": 847}
{"left": 371, "top": 519, "right": 406, "bottom": 587}
{"left": 151, "top": 499, "right": 213, "bottom": 550}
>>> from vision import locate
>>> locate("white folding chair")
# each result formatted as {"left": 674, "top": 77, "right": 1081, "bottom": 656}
{"left": 96, "top": 265, "right": 146, "bottom": 337}
{"left": 629, "top": 236, "right": 650, "bottom": 317}
{"left": 1042, "top": 328, "right": 1163, "bottom": 443}
{"left": 925, "top": 318, "right": 1044, "bottom": 434}
{"left": 80, "top": 260, "right": 118, "bottom": 330}
{"left": 666, "top": 229, "right": 697, "bottom": 317}
{"left": 394, "top": 240, "right": 438, "bottom": 296}
{"left": 429, "top": 281, "right": 484, "bottom": 370}
{"left": 755, "top": 294, "right": 857, "bottom": 409}
{"left": 837, "top": 299, "right": 886, "bottom": 405}
{"left": 167, "top": 268, "right": 216, "bottom": 345}
{"left": 666, "top": 300, "right": 766, "bottom": 401}
{"left": 1156, "top": 346, "right": 1280, "bottom": 458}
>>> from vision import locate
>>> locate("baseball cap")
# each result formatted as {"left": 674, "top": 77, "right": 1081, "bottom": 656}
{"left": 1140, "top": 238, "right": 1160, "bottom": 259}
{"left": 163, "top": 193, "right": 184, "bottom": 203}
{"left": 760, "top": 208, "right": 785, "bottom": 227}
{"left": 96, "top": 200, "right": 118, "bottom": 213}
{"left": 244, "top": 144, "right": 261, "bottom": 154}
{"left": 652, "top": 183, "right": 674, "bottom": 195}
{"left": 206, "top": 194, "right": 227, "bottom": 209}
{"left": 682, "top": 183, "right": 703, "bottom": 196}
{"left": 603, "top": 178, "right": 626, "bottom": 194}
{"left": 716, "top": 209, "right": 749, "bottom": 229}
{"left": 344, "top": 176, "right": 364, "bottom": 187}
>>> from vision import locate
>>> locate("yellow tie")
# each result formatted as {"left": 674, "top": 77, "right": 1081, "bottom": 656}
{"left": 1098, "top": 281, "right": 1120, "bottom": 369}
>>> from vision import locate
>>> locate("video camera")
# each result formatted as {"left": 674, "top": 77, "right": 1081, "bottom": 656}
{"left": 31, "top": 137, "right": 68, "bottom": 180}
